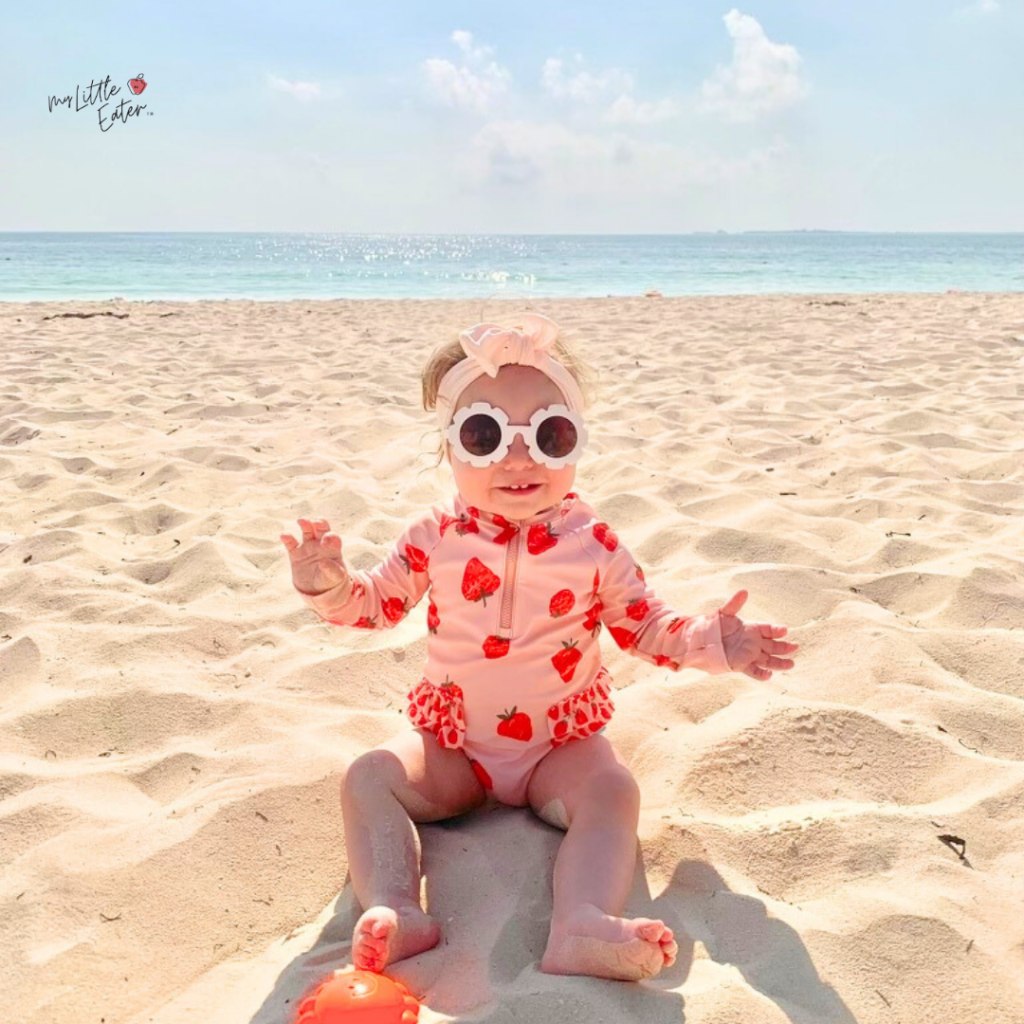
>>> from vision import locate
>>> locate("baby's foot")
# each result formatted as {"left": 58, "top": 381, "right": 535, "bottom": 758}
{"left": 352, "top": 904, "right": 441, "bottom": 972}
{"left": 541, "top": 902, "right": 678, "bottom": 982}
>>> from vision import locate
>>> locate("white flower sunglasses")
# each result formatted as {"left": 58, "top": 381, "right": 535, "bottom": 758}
{"left": 445, "top": 402, "right": 589, "bottom": 469}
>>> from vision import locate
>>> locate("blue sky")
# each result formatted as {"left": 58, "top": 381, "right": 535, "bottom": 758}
{"left": 2, "top": 1, "right": 1022, "bottom": 232}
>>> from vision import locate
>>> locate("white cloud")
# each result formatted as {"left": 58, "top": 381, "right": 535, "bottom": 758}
{"left": 422, "top": 30, "right": 512, "bottom": 114}
{"left": 464, "top": 120, "right": 609, "bottom": 186}
{"left": 541, "top": 56, "right": 634, "bottom": 102}
{"left": 957, "top": 0, "right": 1001, "bottom": 14}
{"left": 541, "top": 53, "right": 678, "bottom": 125}
{"left": 267, "top": 75, "right": 322, "bottom": 101}
{"left": 698, "top": 9, "right": 809, "bottom": 122}
{"left": 459, "top": 117, "right": 788, "bottom": 192}
{"left": 604, "top": 94, "right": 679, "bottom": 125}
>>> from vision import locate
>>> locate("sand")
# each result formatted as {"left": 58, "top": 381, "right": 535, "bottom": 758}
{"left": 1, "top": 293, "right": 1023, "bottom": 1024}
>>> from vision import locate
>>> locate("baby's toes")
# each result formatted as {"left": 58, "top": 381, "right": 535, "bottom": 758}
{"left": 637, "top": 919, "right": 677, "bottom": 962}
{"left": 352, "top": 940, "right": 378, "bottom": 971}
{"left": 352, "top": 926, "right": 387, "bottom": 969}
{"left": 636, "top": 918, "right": 667, "bottom": 942}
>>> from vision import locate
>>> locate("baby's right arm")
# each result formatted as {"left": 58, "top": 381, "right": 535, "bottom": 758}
{"left": 281, "top": 511, "right": 441, "bottom": 630}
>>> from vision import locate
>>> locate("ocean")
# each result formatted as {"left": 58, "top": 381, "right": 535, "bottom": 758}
{"left": 0, "top": 232, "right": 1021, "bottom": 301}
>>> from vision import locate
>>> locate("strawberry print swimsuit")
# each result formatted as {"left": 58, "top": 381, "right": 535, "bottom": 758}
{"left": 297, "top": 491, "right": 731, "bottom": 806}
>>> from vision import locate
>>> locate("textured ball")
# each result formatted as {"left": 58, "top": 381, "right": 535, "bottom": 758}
{"left": 295, "top": 968, "right": 420, "bottom": 1024}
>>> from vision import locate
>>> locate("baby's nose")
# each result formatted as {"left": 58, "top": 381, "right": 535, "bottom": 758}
{"left": 504, "top": 431, "right": 535, "bottom": 464}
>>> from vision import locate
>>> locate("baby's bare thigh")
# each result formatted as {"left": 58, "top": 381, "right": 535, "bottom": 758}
{"left": 526, "top": 733, "right": 635, "bottom": 829}
{"left": 347, "top": 727, "right": 487, "bottom": 823}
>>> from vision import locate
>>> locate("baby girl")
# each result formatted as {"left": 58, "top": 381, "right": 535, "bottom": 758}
{"left": 280, "top": 312, "right": 799, "bottom": 982}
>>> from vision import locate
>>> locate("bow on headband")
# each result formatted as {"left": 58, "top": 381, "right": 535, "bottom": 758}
{"left": 458, "top": 312, "right": 560, "bottom": 377}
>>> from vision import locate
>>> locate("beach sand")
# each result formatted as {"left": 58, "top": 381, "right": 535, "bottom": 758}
{"left": 2, "top": 294, "right": 1023, "bottom": 1024}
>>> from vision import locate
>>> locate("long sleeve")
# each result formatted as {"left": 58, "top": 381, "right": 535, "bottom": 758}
{"left": 296, "top": 507, "right": 444, "bottom": 630}
{"left": 582, "top": 520, "right": 731, "bottom": 675}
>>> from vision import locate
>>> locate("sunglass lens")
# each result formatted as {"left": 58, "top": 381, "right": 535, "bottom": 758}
{"left": 460, "top": 413, "right": 503, "bottom": 457}
{"left": 537, "top": 415, "right": 578, "bottom": 459}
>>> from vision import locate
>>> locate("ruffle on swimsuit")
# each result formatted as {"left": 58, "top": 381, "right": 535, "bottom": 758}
{"left": 407, "top": 678, "right": 467, "bottom": 749}
{"left": 406, "top": 667, "right": 615, "bottom": 751}
{"left": 546, "top": 669, "right": 614, "bottom": 747}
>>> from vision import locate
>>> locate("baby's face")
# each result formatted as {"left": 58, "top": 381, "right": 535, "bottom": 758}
{"left": 445, "top": 364, "right": 578, "bottom": 520}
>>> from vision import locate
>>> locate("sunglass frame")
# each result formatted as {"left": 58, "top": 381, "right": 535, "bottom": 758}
{"left": 445, "top": 401, "right": 588, "bottom": 469}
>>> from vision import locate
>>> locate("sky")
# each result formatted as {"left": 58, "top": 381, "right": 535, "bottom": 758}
{"left": 2, "top": 0, "right": 1022, "bottom": 233}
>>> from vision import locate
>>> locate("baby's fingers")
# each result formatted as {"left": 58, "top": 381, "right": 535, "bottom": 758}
{"left": 296, "top": 518, "right": 332, "bottom": 541}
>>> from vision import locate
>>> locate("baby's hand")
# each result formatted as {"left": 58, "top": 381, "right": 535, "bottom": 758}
{"left": 280, "top": 518, "right": 350, "bottom": 595}
{"left": 717, "top": 590, "right": 799, "bottom": 681}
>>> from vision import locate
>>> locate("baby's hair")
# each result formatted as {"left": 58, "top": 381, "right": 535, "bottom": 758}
{"left": 418, "top": 309, "right": 601, "bottom": 471}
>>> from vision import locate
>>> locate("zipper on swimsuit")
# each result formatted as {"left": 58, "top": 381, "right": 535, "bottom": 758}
{"left": 499, "top": 526, "right": 521, "bottom": 635}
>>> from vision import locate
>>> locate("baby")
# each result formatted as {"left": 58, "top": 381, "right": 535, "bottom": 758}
{"left": 280, "top": 312, "right": 799, "bottom": 982}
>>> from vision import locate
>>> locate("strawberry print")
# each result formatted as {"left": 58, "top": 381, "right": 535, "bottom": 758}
{"left": 427, "top": 599, "right": 440, "bottom": 634}
{"left": 382, "top": 596, "right": 410, "bottom": 625}
{"left": 551, "top": 638, "right": 582, "bottom": 682}
{"left": 608, "top": 625, "right": 638, "bottom": 650}
{"left": 527, "top": 522, "right": 558, "bottom": 555}
{"left": 593, "top": 522, "right": 618, "bottom": 552}
{"left": 483, "top": 635, "right": 511, "bottom": 659}
{"left": 496, "top": 707, "right": 533, "bottom": 742}
{"left": 466, "top": 506, "right": 481, "bottom": 518}
{"left": 351, "top": 580, "right": 366, "bottom": 600}
{"left": 625, "top": 597, "right": 649, "bottom": 621}
{"left": 407, "top": 674, "right": 466, "bottom": 749}
{"left": 546, "top": 672, "right": 614, "bottom": 747}
{"left": 667, "top": 616, "right": 691, "bottom": 635}
{"left": 439, "top": 513, "right": 458, "bottom": 537}
{"left": 454, "top": 515, "right": 480, "bottom": 537}
{"left": 655, "top": 655, "right": 681, "bottom": 670}
{"left": 549, "top": 589, "right": 575, "bottom": 617}
{"left": 492, "top": 514, "right": 518, "bottom": 546}
{"left": 634, "top": 562, "right": 645, "bottom": 582}
{"left": 470, "top": 759, "right": 493, "bottom": 790}
{"left": 399, "top": 544, "right": 429, "bottom": 574}
{"left": 352, "top": 615, "right": 377, "bottom": 629}
{"left": 583, "top": 600, "right": 603, "bottom": 638}
{"left": 593, "top": 568, "right": 600, "bottom": 592}
{"left": 462, "top": 557, "right": 500, "bottom": 606}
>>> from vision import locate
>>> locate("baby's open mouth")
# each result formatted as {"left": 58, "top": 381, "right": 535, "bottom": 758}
{"left": 499, "top": 484, "right": 541, "bottom": 494}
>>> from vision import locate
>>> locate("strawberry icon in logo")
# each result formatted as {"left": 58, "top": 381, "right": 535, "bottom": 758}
{"left": 128, "top": 74, "right": 147, "bottom": 95}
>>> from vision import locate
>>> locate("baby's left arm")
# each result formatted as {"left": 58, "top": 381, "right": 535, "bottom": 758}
{"left": 587, "top": 523, "right": 797, "bottom": 680}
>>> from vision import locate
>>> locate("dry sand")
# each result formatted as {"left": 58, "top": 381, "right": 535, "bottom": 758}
{"left": 1, "top": 294, "right": 1023, "bottom": 1024}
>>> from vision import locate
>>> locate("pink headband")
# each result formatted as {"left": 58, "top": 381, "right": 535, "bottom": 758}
{"left": 435, "top": 313, "right": 585, "bottom": 431}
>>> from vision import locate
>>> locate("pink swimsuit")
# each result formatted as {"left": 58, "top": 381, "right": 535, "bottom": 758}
{"left": 297, "top": 490, "right": 731, "bottom": 806}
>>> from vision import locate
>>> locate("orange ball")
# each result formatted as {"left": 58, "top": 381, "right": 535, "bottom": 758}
{"left": 295, "top": 968, "right": 420, "bottom": 1024}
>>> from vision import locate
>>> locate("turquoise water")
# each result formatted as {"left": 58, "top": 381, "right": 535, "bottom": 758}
{"left": 0, "top": 232, "right": 1021, "bottom": 301}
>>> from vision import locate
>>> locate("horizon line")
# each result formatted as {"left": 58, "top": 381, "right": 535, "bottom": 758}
{"left": 2, "top": 229, "right": 1023, "bottom": 236}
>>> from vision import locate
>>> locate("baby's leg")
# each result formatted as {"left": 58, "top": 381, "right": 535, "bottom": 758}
{"left": 341, "top": 728, "right": 486, "bottom": 971}
{"left": 526, "top": 734, "right": 678, "bottom": 982}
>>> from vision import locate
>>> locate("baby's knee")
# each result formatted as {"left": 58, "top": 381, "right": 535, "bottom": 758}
{"left": 340, "top": 748, "right": 404, "bottom": 802}
{"left": 584, "top": 768, "right": 640, "bottom": 816}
